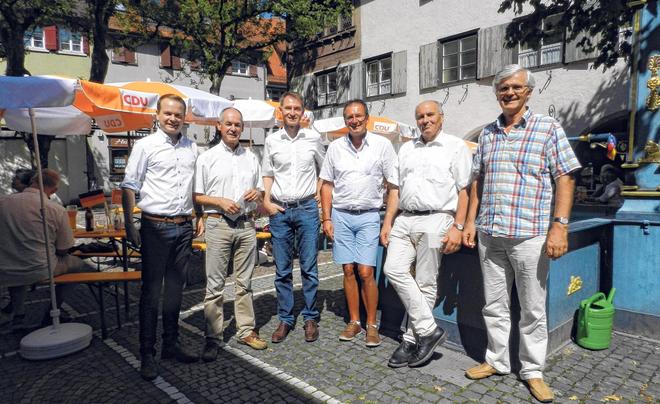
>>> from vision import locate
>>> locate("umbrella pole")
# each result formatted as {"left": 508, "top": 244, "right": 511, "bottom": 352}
{"left": 28, "top": 108, "right": 60, "bottom": 328}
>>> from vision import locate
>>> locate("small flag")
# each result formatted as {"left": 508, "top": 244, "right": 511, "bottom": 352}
{"left": 79, "top": 189, "right": 106, "bottom": 208}
{"left": 606, "top": 134, "right": 617, "bottom": 160}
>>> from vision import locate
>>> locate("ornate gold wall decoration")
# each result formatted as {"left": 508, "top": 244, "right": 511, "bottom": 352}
{"left": 647, "top": 55, "right": 660, "bottom": 111}
{"left": 637, "top": 140, "right": 660, "bottom": 163}
{"left": 567, "top": 276, "right": 583, "bottom": 296}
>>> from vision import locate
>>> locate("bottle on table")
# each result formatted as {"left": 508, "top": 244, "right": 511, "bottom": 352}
{"left": 85, "top": 208, "right": 94, "bottom": 232}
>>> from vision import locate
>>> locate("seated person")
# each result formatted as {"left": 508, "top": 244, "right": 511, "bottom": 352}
{"left": 0, "top": 169, "right": 91, "bottom": 327}
{"left": 589, "top": 164, "right": 623, "bottom": 205}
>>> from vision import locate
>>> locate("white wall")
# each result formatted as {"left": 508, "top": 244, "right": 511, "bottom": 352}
{"left": 0, "top": 136, "right": 87, "bottom": 203}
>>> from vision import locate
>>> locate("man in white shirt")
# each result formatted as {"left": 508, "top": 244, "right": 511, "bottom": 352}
{"left": 195, "top": 107, "right": 268, "bottom": 362}
{"left": 320, "top": 99, "right": 397, "bottom": 347}
{"left": 380, "top": 100, "right": 471, "bottom": 368}
{"left": 262, "top": 92, "right": 326, "bottom": 344}
{"left": 121, "top": 94, "right": 204, "bottom": 380}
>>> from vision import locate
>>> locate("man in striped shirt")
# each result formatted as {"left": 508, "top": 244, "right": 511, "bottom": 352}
{"left": 463, "top": 64, "right": 580, "bottom": 403}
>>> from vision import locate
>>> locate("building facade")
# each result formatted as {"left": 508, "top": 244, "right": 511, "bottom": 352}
{"left": 289, "top": 0, "right": 630, "bottom": 140}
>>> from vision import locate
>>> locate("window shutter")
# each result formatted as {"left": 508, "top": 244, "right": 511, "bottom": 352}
{"left": 391, "top": 51, "right": 407, "bottom": 95}
{"left": 249, "top": 64, "right": 258, "bottom": 77}
{"left": 336, "top": 66, "right": 350, "bottom": 103}
{"left": 125, "top": 49, "right": 136, "bottom": 65}
{"left": 564, "top": 30, "right": 601, "bottom": 63}
{"left": 82, "top": 35, "right": 89, "bottom": 55}
{"left": 310, "top": 75, "right": 318, "bottom": 109}
{"left": 419, "top": 41, "right": 439, "bottom": 90}
{"left": 160, "top": 44, "right": 172, "bottom": 68}
{"left": 349, "top": 62, "right": 364, "bottom": 100}
{"left": 112, "top": 48, "right": 125, "bottom": 63}
{"left": 477, "top": 23, "right": 514, "bottom": 79}
{"left": 44, "top": 26, "right": 58, "bottom": 51}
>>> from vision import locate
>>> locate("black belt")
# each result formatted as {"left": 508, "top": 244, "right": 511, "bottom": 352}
{"left": 272, "top": 194, "right": 315, "bottom": 209}
{"left": 142, "top": 213, "right": 193, "bottom": 224}
{"left": 207, "top": 212, "right": 250, "bottom": 223}
{"left": 336, "top": 208, "right": 380, "bottom": 215}
{"left": 402, "top": 210, "right": 441, "bottom": 216}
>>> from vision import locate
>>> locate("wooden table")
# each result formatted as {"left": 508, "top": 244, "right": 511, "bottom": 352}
{"left": 73, "top": 228, "right": 132, "bottom": 316}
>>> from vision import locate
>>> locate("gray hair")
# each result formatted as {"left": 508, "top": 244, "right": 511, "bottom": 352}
{"left": 492, "top": 64, "right": 536, "bottom": 93}
{"left": 416, "top": 100, "right": 444, "bottom": 115}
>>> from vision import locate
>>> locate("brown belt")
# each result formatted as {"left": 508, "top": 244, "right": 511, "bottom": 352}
{"left": 142, "top": 213, "right": 193, "bottom": 224}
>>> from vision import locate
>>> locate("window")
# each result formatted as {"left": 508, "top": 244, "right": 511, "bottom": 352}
{"left": 441, "top": 34, "right": 477, "bottom": 84}
{"left": 316, "top": 71, "right": 337, "bottom": 106}
{"left": 24, "top": 28, "right": 45, "bottom": 50}
{"left": 231, "top": 60, "right": 249, "bottom": 76}
{"left": 518, "top": 14, "right": 563, "bottom": 68}
{"left": 366, "top": 57, "right": 391, "bottom": 97}
{"left": 266, "top": 86, "right": 285, "bottom": 102}
{"left": 59, "top": 29, "right": 83, "bottom": 53}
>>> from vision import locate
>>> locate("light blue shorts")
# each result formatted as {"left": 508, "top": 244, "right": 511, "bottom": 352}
{"left": 332, "top": 208, "right": 380, "bottom": 266}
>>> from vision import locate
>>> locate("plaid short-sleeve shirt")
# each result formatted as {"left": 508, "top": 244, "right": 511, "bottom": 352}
{"left": 472, "top": 108, "right": 581, "bottom": 238}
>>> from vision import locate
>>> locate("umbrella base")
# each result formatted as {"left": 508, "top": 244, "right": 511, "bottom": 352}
{"left": 20, "top": 322, "right": 93, "bottom": 360}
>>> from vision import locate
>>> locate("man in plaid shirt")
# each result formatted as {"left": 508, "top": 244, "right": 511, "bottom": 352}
{"left": 463, "top": 64, "right": 580, "bottom": 403}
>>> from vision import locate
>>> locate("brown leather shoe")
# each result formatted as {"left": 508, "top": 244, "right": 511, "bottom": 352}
{"left": 303, "top": 320, "right": 319, "bottom": 342}
{"left": 365, "top": 324, "right": 381, "bottom": 347}
{"left": 271, "top": 322, "right": 291, "bottom": 343}
{"left": 465, "top": 362, "right": 499, "bottom": 380}
{"left": 527, "top": 378, "right": 554, "bottom": 403}
{"left": 238, "top": 331, "right": 268, "bottom": 350}
{"left": 339, "top": 321, "right": 362, "bottom": 341}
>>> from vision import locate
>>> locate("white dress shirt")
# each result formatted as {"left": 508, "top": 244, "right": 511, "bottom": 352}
{"left": 194, "top": 140, "right": 263, "bottom": 216}
{"left": 394, "top": 131, "right": 472, "bottom": 213}
{"left": 121, "top": 129, "right": 198, "bottom": 216}
{"left": 319, "top": 132, "right": 397, "bottom": 210}
{"left": 262, "top": 127, "right": 325, "bottom": 202}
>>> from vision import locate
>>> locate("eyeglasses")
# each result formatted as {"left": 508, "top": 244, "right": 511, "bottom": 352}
{"left": 496, "top": 85, "right": 529, "bottom": 95}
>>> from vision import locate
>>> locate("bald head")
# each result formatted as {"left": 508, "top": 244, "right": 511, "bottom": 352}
{"left": 415, "top": 100, "right": 444, "bottom": 142}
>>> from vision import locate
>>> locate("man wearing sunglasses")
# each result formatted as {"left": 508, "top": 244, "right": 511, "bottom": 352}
{"left": 463, "top": 65, "right": 580, "bottom": 403}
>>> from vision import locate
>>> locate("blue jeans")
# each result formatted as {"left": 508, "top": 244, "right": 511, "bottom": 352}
{"left": 139, "top": 219, "right": 193, "bottom": 356}
{"left": 269, "top": 198, "right": 320, "bottom": 325}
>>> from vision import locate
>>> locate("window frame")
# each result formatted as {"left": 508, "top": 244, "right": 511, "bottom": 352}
{"left": 518, "top": 14, "right": 564, "bottom": 68}
{"left": 231, "top": 60, "right": 249, "bottom": 76}
{"left": 439, "top": 31, "right": 478, "bottom": 85}
{"left": 24, "top": 28, "right": 46, "bottom": 51}
{"left": 58, "top": 28, "right": 84, "bottom": 54}
{"left": 365, "top": 55, "right": 392, "bottom": 98}
{"left": 316, "top": 70, "right": 338, "bottom": 106}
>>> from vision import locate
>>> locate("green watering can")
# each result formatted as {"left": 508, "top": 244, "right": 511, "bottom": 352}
{"left": 576, "top": 288, "right": 616, "bottom": 350}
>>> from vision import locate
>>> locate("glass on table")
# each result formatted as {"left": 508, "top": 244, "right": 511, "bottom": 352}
{"left": 66, "top": 205, "right": 78, "bottom": 230}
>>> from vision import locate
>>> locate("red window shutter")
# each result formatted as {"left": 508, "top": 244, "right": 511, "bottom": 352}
{"left": 82, "top": 35, "right": 89, "bottom": 55}
{"left": 172, "top": 54, "right": 181, "bottom": 70}
{"left": 112, "top": 48, "right": 125, "bottom": 63}
{"left": 125, "top": 49, "right": 136, "bottom": 65}
{"left": 160, "top": 44, "right": 171, "bottom": 68}
{"left": 44, "top": 26, "right": 58, "bottom": 51}
{"left": 249, "top": 64, "right": 258, "bottom": 77}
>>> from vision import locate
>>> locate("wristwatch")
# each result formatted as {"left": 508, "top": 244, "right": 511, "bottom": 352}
{"left": 553, "top": 217, "right": 569, "bottom": 225}
{"left": 453, "top": 222, "right": 465, "bottom": 231}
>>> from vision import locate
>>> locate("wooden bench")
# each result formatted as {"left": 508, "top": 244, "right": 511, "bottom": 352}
{"left": 52, "top": 271, "right": 141, "bottom": 339}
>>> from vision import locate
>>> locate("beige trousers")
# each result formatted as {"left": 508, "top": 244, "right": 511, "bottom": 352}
{"left": 478, "top": 232, "right": 550, "bottom": 380}
{"left": 204, "top": 216, "right": 256, "bottom": 341}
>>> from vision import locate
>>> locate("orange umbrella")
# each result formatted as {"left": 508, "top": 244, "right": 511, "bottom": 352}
{"left": 313, "top": 116, "right": 417, "bottom": 143}
{"left": 75, "top": 81, "right": 233, "bottom": 133}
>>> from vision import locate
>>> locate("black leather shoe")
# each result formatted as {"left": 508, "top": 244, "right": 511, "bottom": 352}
{"left": 388, "top": 340, "right": 417, "bottom": 368}
{"left": 162, "top": 342, "right": 199, "bottom": 363}
{"left": 140, "top": 354, "right": 158, "bottom": 381}
{"left": 201, "top": 340, "right": 220, "bottom": 363}
{"left": 408, "top": 327, "right": 447, "bottom": 368}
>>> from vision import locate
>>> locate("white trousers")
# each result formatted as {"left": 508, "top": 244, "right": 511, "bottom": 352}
{"left": 478, "top": 232, "right": 549, "bottom": 380}
{"left": 383, "top": 212, "right": 453, "bottom": 343}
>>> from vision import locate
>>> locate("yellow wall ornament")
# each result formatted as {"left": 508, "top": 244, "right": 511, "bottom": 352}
{"left": 647, "top": 55, "right": 660, "bottom": 111}
{"left": 567, "top": 276, "right": 583, "bottom": 296}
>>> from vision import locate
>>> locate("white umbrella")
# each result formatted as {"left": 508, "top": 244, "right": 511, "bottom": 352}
{"left": 0, "top": 75, "right": 93, "bottom": 360}
{"left": 3, "top": 105, "right": 92, "bottom": 136}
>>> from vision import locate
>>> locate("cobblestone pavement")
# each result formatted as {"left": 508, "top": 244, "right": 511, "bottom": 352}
{"left": 1, "top": 251, "right": 659, "bottom": 403}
